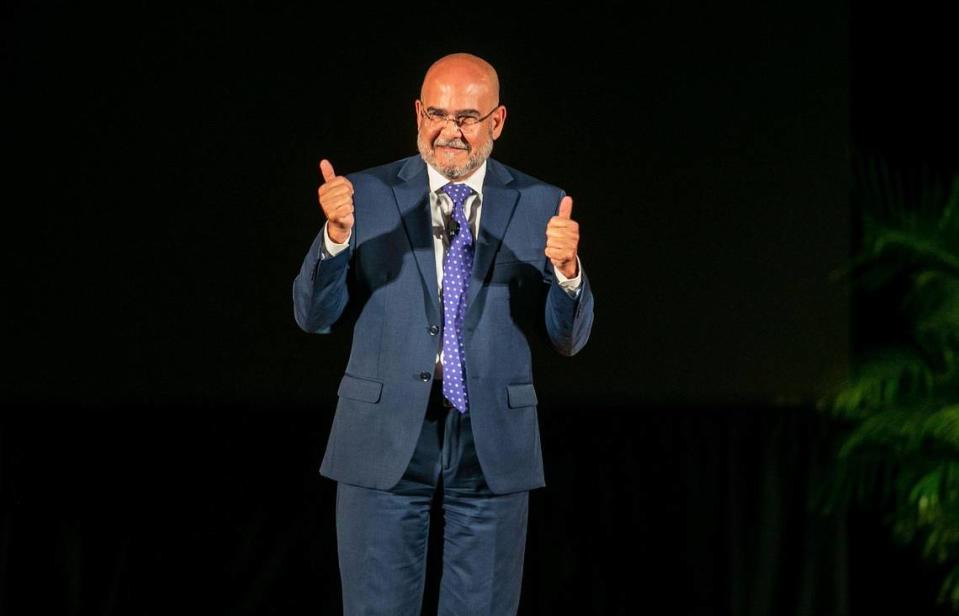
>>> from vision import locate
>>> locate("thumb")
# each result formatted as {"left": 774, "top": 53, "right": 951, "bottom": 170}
{"left": 558, "top": 195, "right": 573, "bottom": 219}
{"left": 319, "top": 159, "right": 336, "bottom": 183}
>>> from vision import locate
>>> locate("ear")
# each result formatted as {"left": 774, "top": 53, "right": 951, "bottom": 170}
{"left": 414, "top": 100, "right": 424, "bottom": 131}
{"left": 491, "top": 105, "right": 507, "bottom": 140}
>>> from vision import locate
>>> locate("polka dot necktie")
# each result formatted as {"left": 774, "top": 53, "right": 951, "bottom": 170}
{"left": 439, "top": 182, "right": 475, "bottom": 413}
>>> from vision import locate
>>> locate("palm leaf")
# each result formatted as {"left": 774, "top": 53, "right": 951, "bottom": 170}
{"left": 823, "top": 156, "right": 959, "bottom": 610}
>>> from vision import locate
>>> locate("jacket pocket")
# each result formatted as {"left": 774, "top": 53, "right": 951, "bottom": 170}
{"left": 506, "top": 383, "right": 538, "bottom": 408}
{"left": 337, "top": 374, "right": 383, "bottom": 403}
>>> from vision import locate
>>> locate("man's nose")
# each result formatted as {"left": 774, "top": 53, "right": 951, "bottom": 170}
{"left": 439, "top": 120, "right": 464, "bottom": 140}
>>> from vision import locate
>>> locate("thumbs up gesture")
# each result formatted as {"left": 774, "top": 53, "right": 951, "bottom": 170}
{"left": 545, "top": 196, "right": 579, "bottom": 278}
{"left": 318, "top": 159, "right": 354, "bottom": 244}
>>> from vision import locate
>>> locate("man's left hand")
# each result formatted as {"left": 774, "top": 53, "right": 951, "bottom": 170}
{"left": 545, "top": 196, "right": 579, "bottom": 278}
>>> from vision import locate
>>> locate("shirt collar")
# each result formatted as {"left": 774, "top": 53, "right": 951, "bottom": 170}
{"left": 426, "top": 160, "right": 487, "bottom": 199}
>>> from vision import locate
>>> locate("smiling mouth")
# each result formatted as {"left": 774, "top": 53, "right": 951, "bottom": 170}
{"left": 434, "top": 138, "right": 470, "bottom": 151}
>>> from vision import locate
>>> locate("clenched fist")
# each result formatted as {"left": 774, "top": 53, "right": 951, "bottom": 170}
{"left": 545, "top": 196, "right": 579, "bottom": 278}
{"left": 318, "top": 159, "right": 354, "bottom": 244}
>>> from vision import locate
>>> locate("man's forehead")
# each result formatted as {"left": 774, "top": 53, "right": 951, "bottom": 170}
{"left": 421, "top": 81, "right": 495, "bottom": 109}
{"left": 423, "top": 78, "right": 490, "bottom": 96}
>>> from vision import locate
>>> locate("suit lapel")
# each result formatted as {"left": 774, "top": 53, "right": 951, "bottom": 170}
{"left": 467, "top": 160, "right": 519, "bottom": 312}
{"left": 391, "top": 158, "right": 440, "bottom": 320}
{"left": 391, "top": 157, "right": 519, "bottom": 320}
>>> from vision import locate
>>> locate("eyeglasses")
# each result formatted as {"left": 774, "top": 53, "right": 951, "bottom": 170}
{"left": 419, "top": 102, "right": 500, "bottom": 129}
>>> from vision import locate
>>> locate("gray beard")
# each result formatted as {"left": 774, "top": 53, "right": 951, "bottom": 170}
{"left": 417, "top": 129, "right": 494, "bottom": 180}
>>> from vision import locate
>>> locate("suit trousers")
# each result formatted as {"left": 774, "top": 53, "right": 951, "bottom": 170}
{"left": 335, "top": 381, "right": 530, "bottom": 616}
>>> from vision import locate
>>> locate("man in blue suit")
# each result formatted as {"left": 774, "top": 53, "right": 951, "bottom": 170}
{"left": 293, "top": 53, "right": 594, "bottom": 615}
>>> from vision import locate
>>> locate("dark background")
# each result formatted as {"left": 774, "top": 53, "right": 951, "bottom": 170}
{"left": 3, "top": 0, "right": 958, "bottom": 614}
{"left": 6, "top": 0, "right": 850, "bottom": 407}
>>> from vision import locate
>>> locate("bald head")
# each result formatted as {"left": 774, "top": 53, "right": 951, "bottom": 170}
{"left": 420, "top": 53, "right": 500, "bottom": 106}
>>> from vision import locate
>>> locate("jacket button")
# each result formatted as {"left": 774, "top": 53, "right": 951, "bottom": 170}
{"left": 419, "top": 372, "right": 431, "bottom": 382}
{"left": 428, "top": 325, "right": 439, "bottom": 336}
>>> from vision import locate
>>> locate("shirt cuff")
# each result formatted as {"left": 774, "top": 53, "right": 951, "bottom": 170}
{"left": 554, "top": 256, "right": 583, "bottom": 299}
{"left": 321, "top": 222, "right": 351, "bottom": 259}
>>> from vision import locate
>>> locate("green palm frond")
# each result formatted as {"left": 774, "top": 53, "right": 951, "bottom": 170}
{"left": 941, "top": 566, "right": 959, "bottom": 609}
{"left": 832, "top": 349, "right": 936, "bottom": 419}
{"left": 821, "top": 157, "right": 959, "bottom": 610}
{"left": 839, "top": 408, "right": 929, "bottom": 459}
{"left": 908, "top": 274, "right": 959, "bottom": 357}
{"left": 865, "top": 226, "right": 959, "bottom": 275}
{"left": 925, "top": 406, "right": 959, "bottom": 452}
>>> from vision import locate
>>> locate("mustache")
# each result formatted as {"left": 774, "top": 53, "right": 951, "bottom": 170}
{"left": 433, "top": 137, "right": 470, "bottom": 151}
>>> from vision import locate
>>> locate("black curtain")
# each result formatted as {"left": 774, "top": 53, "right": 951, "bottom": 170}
{"left": 1, "top": 405, "right": 952, "bottom": 615}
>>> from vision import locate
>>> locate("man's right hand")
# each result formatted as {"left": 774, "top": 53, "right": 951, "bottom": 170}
{"left": 318, "top": 159, "right": 354, "bottom": 244}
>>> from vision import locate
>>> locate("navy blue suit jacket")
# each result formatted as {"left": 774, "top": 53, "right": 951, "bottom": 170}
{"left": 293, "top": 155, "right": 594, "bottom": 494}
